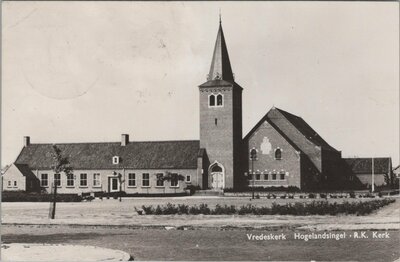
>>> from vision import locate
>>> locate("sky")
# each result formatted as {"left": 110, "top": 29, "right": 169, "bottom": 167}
{"left": 2, "top": 2, "right": 399, "bottom": 167}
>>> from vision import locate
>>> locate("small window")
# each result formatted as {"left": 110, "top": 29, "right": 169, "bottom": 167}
{"left": 215, "top": 118, "right": 218, "bottom": 126}
{"left": 216, "top": 94, "right": 223, "bottom": 106}
{"left": 128, "top": 173, "right": 136, "bottom": 187}
{"left": 142, "top": 173, "right": 150, "bottom": 187}
{"left": 170, "top": 173, "right": 179, "bottom": 187}
{"left": 256, "top": 173, "right": 261, "bottom": 181}
{"left": 41, "top": 173, "right": 48, "bottom": 187}
{"left": 67, "top": 174, "right": 74, "bottom": 187}
{"left": 272, "top": 173, "right": 277, "bottom": 180}
{"left": 275, "top": 148, "right": 282, "bottom": 160}
{"left": 112, "top": 156, "right": 120, "bottom": 164}
{"left": 186, "top": 175, "right": 191, "bottom": 183}
{"left": 209, "top": 95, "right": 215, "bottom": 106}
{"left": 280, "top": 172, "right": 285, "bottom": 180}
{"left": 80, "top": 173, "right": 88, "bottom": 187}
{"left": 14, "top": 181, "right": 17, "bottom": 187}
{"left": 264, "top": 174, "right": 269, "bottom": 180}
{"left": 7, "top": 181, "right": 11, "bottom": 187}
{"left": 54, "top": 173, "right": 61, "bottom": 187}
{"left": 156, "top": 173, "right": 164, "bottom": 187}
{"left": 93, "top": 173, "right": 101, "bottom": 187}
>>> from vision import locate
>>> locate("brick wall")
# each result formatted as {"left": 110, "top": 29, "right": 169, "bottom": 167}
{"left": 244, "top": 121, "right": 302, "bottom": 188}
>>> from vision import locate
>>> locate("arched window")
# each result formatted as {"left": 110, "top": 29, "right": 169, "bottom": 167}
{"left": 211, "top": 165, "right": 223, "bottom": 172}
{"left": 275, "top": 148, "right": 282, "bottom": 160}
{"left": 209, "top": 95, "right": 215, "bottom": 106}
{"left": 217, "top": 94, "right": 223, "bottom": 106}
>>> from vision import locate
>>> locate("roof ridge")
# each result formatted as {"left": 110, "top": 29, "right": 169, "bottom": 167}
{"left": 27, "top": 139, "right": 200, "bottom": 145}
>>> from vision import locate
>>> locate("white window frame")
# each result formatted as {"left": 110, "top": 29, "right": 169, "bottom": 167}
{"left": 271, "top": 173, "right": 277, "bottom": 181}
{"left": 208, "top": 93, "right": 224, "bottom": 108}
{"left": 66, "top": 173, "right": 75, "bottom": 187}
{"left": 41, "top": 173, "right": 48, "bottom": 187}
{"left": 279, "top": 172, "right": 286, "bottom": 180}
{"left": 170, "top": 173, "right": 179, "bottom": 188}
{"left": 142, "top": 173, "right": 150, "bottom": 187}
{"left": 93, "top": 173, "right": 101, "bottom": 187}
{"left": 186, "top": 175, "right": 191, "bottom": 183}
{"left": 128, "top": 173, "right": 136, "bottom": 187}
{"left": 54, "top": 173, "right": 61, "bottom": 187}
{"left": 156, "top": 173, "right": 165, "bottom": 187}
{"left": 112, "top": 156, "right": 120, "bottom": 165}
{"left": 216, "top": 93, "right": 224, "bottom": 107}
{"left": 80, "top": 173, "right": 88, "bottom": 187}
{"left": 7, "top": 181, "right": 11, "bottom": 187}
{"left": 208, "top": 94, "right": 216, "bottom": 107}
{"left": 13, "top": 181, "right": 17, "bottom": 187}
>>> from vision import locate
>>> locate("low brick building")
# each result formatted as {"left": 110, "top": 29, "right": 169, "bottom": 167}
{"left": 9, "top": 135, "right": 201, "bottom": 194}
{"left": 343, "top": 157, "right": 393, "bottom": 189}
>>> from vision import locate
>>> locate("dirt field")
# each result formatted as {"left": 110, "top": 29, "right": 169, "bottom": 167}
{"left": 2, "top": 197, "right": 399, "bottom": 230}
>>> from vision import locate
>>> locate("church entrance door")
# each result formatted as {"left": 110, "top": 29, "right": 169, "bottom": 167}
{"left": 211, "top": 172, "right": 224, "bottom": 189}
{"left": 210, "top": 162, "right": 225, "bottom": 190}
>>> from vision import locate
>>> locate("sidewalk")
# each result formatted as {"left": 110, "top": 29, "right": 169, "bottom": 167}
{"left": 1, "top": 243, "right": 133, "bottom": 261}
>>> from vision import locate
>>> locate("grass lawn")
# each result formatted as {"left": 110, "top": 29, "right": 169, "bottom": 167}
{"left": 2, "top": 225, "right": 399, "bottom": 261}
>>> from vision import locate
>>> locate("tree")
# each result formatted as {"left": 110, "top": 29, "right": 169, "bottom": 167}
{"left": 49, "top": 144, "right": 73, "bottom": 219}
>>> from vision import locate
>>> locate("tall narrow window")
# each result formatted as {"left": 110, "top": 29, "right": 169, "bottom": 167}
{"left": 215, "top": 118, "right": 218, "bottom": 126}
{"left": 54, "top": 173, "right": 61, "bottom": 187}
{"left": 209, "top": 95, "right": 215, "bottom": 106}
{"left": 275, "top": 148, "right": 282, "bottom": 160}
{"left": 156, "top": 173, "right": 164, "bottom": 187}
{"left": 256, "top": 173, "right": 261, "bottom": 180}
{"left": 280, "top": 172, "right": 285, "bottom": 180}
{"left": 7, "top": 181, "right": 11, "bottom": 187}
{"left": 272, "top": 173, "right": 277, "bottom": 180}
{"left": 41, "top": 173, "right": 48, "bottom": 187}
{"left": 170, "top": 173, "right": 179, "bottom": 187}
{"left": 128, "top": 173, "right": 136, "bottom": 187}
{"left": 217, "top": 94, "right": 223, "bottom": 106}
{"left": 264, "top": 174, "right": 269, "bottom": 180}
{"left": 14, "top": 181, "right": 17, "bottom": 187}
{"left": 93, "top": 173, "right": 101, "bottom": 187}
{"left": 186, "top": 175, "right": 191, "bottom": 183}
{"left": 67, "top": 174, "right": 74, "bottom": 187}
{"left": 80, "top": 173, "right": 88, "bottom": 187}
{"left": 142, "top": 173, "right": 150, "bottom": 187}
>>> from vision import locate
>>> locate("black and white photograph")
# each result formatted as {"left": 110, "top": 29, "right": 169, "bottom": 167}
{"left": 1, "top": 1, "right": 399, "bottom": 261}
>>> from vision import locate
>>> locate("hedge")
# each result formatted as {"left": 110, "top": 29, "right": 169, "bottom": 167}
{"left": 2, "top": 191, "right": 82, "bottom": 202}
{"left": 141, "top": 198, "right": 395, "bottom": 216}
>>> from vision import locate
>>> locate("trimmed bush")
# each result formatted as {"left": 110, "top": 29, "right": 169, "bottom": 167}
{"left": 141, "top": 199, "right": 396, "bottom": 216}
{"left": 2, "top": 191, "right": 82, "bottom": 202}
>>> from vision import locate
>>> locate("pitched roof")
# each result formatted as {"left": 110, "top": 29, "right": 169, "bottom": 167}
{"left": 343, "top": 157, "right": 392, "bottom": 174}
{"left": 15, "top": 140, "right": 200, "bottom": 170}
{"left": 207, "top": 21, "right": 234, "bottom": 82}
{"left": 14, "top": 164, "right": 37, "bottom": 179}
{"left": 244, "top": 107, "right": 338, "bottom": 152}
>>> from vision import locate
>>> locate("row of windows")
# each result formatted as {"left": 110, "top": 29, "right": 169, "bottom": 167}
{"left": 249, "top": 172, "right": 286, "bottom": 181}
{"left": 40, "top": 173, "right": 191, "bottom": 188}
{"left": 7, "top": 181, "right": 18, "bottom": 187}
{"left": 209, "top": 94, "right": 223, "bottom": 107}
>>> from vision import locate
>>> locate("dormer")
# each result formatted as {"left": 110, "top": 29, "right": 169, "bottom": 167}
{"left": 112, "top": 156, "right": 120, "bottom": 165}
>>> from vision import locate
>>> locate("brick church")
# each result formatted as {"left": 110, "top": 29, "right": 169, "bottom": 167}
{"left": 3, "top": 20, "right": 388, "bottom": 194}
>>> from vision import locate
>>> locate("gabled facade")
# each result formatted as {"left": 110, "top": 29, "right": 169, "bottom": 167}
{"left": 243, "top": 107, "right": 343, "bottom": 190}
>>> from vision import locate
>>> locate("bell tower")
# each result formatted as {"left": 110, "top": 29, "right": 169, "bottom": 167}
{"left": 199, "top": 19, "right": 243, "bottom": 189}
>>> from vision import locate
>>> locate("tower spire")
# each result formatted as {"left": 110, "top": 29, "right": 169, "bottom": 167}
{"left": 207, "top": 16, "right": 234, "bottom": 82}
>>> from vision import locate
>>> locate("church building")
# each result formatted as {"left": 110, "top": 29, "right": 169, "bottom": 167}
{"left": 3, "top": 20, "right": 354, "bottom": 194}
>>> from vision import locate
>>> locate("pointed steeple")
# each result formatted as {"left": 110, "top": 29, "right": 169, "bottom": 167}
{"left": 207, "top": 19, "right": 234, "bottom": 82}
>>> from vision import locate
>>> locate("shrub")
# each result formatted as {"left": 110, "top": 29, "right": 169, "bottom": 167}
{"left": 378, "top": 192, "right": 383, "bottom": 198}
{"left": 319, "top": 193, "right": 327, "bottom": 199}
{"left": 185, "top": 185, "right": 201, "bottom": 195}
{"left": 308, "top": 193, "right": 316, "bottom": 199}
{"left": 280, "top": 194, "right": 287, "bottom": 199}
{"left": 1, "top": 191, "right": 82, "bottom": 202}
{"left": 349, "top": 192, "right": 356, "bottom": 198}
{"left": 141, "top": 199, "right": 395, "bottom": 216}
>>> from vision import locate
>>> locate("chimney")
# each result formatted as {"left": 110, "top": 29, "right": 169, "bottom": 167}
{"left": 121, "top": 134, "right": 129, "bottom": 146}
{"left": 24, "top": 136, "right": 30, "bottom": 147}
